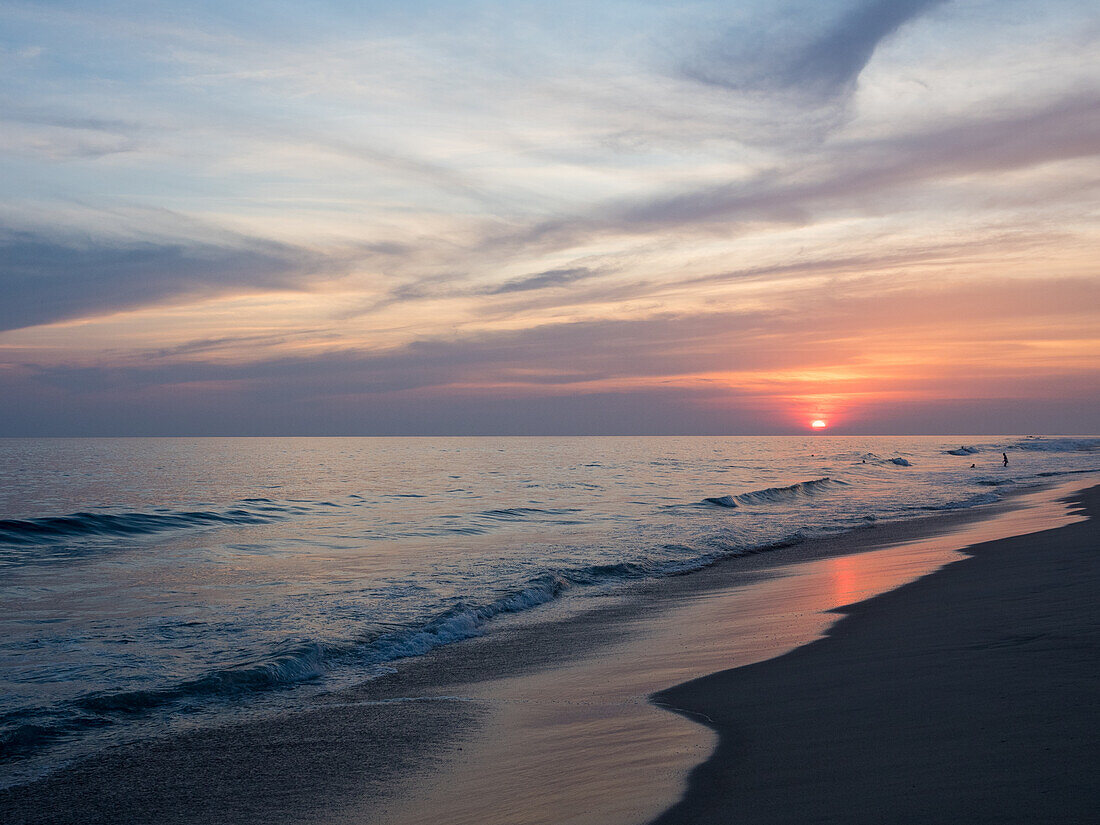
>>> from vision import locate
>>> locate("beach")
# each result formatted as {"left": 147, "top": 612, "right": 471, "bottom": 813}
{"left": 3, "top": 476, "right": 1096, "bottom": 824}
{"left": 5, "top": 0, "right": 1099, "bottom": 820}
{"left": 653, "top": 483, "right": 1099, "bottom": 825}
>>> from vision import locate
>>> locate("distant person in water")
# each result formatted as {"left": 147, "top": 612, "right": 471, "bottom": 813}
{"left": 971, "top": 463, "right": 976, "bottom": 468}
{"left": 1003, "top": 452, "right": 1009, "bottom": 467}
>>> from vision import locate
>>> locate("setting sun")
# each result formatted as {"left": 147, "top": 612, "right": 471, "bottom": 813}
{"left": 811, "top": 420, "right": 828, "bottom": 429}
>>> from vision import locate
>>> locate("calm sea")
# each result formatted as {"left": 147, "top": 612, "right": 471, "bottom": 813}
{"left": 1, "top": 435, "right": 1097, "bottom": 785}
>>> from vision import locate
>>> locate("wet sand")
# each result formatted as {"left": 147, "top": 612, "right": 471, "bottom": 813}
{"left": 2, "top": 479, "right": 1094, "bottom": 824}
{"left": 372, "top": 479, "right": 1092, "bottom": 825}
{"left": 652, "top": 483, "right": 1100, "bottom": 825}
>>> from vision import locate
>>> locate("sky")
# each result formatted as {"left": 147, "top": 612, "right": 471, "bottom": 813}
{"left": 1, "top": 0, "right": 1098, "bottom": 435}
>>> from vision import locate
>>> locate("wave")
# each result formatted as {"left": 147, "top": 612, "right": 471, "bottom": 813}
{"left": 706, "top": 477, "right": 847, "bottom": 508}
{"left": 848, "top": 453, "right": 912, "bottom": 467}
{"left": 946, "top": 446, "right": 981, "bottom": 455}
{"left": 703, "top": 495, "right": 739, "bottom": 508}
{"left": 76, "top": 641, "right": 334, "bottom": 716}
{"left": 1, "top": 529, "right": 812, "bottom": 762}
{"left": 0, "top": 713, "right": 110, "bottom": 761}
{"left": 1010, "top": 437, "right": 1100, "bottom": 453}
{"left": 0, "top": 722, "right": 59, "bottom": 758}
{"left": 476, "top": 507, "right": 581, "bottom": 521}
{"left": 1, "top": 639, "right": 338, "bottom": 759}
{"left": 0, "top": 507, "right": 279, "bottom": 547}
{"left": 919, "top": 491, "right": 1000, "bottom": 511}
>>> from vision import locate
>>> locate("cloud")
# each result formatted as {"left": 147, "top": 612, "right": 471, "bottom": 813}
{"left": 25, "top": 271, "right": 1100, "bottom": 396}
{"left": 346, "top": 265, "right": 604, "bottom": 317}
{"left": 0, "top": 227, "right": 334, "bottom": 332}
{"left": 1, "top": 104, "right": 141, "bottom": 137}
{"left": 627, "top": 93, "right": 1100, "bottom": 227}
{"left": 148, "top": 330, "right": 332, "bottom": 359}
{"left": 501, "top": 91, "right": 1100, "bottom": 249}
{"left": 1, "top": 0, "right": 1097, "bottom": 437}
{"left": 6, "top": 331, "right": 1097, "bottom": 438}
{"left": 5, "top": 269, "right": 1098, "bottom": 435}
{"left": 685, "top": 0, "right": 946, "bottom": 100}
{"left": 16, "top": 310, "right": 783, "bottom": 397}
{"left": 0, "top": 112, "right": 141, "bottom": 159}
{"left": 485, "top": 267, "right": 596, "bottom": 295}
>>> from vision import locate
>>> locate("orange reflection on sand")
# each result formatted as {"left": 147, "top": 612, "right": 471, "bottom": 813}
{"left": 823, "top": 546, "right": 961, "bottom": 608}
{"left": 824, "top": 548, "right": 955, "bottom": 609}
{"left": 828, "top": 555, "right": 862, "bottom": 605}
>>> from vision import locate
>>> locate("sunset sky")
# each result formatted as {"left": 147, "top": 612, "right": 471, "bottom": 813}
{"left": 2, "top": 0, "right": 1098, "bottom": 435}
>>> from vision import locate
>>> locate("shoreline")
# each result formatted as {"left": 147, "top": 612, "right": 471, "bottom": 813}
{"left": 368, "top": 478, "right": 1093, "bottom": 825}
{"left": 2, "top": 478, "right": 1095, "bottom": 824}
{"left": 650, "top": 482, "right": 1100, "bottom": 824}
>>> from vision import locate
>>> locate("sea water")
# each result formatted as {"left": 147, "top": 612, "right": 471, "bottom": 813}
{"left": 1, "top": 435, "right": 1097, "bottom": 785}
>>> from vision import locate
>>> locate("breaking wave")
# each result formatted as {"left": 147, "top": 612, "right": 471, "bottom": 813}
{"left": 0, "top": 530, "right": 810, "bottom": 762}
{"left": 0, "top": 507, "right": 282, "bottom": 547}
{"left": 850, "top": 453, "right": 914, "bottom": 467}
{"left": 704, "top": 477, "right": 848, "bottom": 508}
{"left": 1010, "top": 437, "right": 1099, "bottom": 453}
{"left": 0, "top": 503, "right": 326, "bottom": 570}
{"left": 702, "top": 495, "right": 739, "bottom": 508}
{"left": 476, "top": 507, "right": 581, "bottom": 521}
{"left": 919, "top": 492, "right": 1000, "bottom": 511}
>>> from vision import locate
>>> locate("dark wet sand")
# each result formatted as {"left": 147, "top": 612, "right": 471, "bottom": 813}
{"left": 651, "top": 485, "right": 1100, "bottom": 825}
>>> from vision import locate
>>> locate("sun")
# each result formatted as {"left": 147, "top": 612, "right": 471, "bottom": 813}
{"left": 811, "top": 419, "right": 828, "bottom": 429}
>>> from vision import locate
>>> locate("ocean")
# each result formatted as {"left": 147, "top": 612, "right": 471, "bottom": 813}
{"left": 1, "top": 434, "right": 1097, "bottom": 787}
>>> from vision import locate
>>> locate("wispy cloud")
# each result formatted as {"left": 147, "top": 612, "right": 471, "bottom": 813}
{"left": 1, "top": 0, "right": 1097, "bottom": 433}
{"left": 484, "top": 267, "right": 597, "bottom": 295}
{"left": 684, "top": 0, "right": 947, "bottom": 101}
{"left": 502, "top": 91, "right": 1100, "bottom": 247}
{"left": 19, "top": 272, "right": 1099, "bottom": 393}
{"left": 6, "top": 270, "right": 1098, "bottom": 433}
{"left": 0, "top": 227, "right": 334, "bottom": 332}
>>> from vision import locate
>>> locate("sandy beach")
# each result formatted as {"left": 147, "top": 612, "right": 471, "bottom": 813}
{"left": 652, "top": 483, "right": 1100, "bottom": 824}
{"left": 3, "top": 479, "right": 1096, "bottom": 825}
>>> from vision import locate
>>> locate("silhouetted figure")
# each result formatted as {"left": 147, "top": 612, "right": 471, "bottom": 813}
{"left": 1002, "top": 452, "right": 1009, "bottom": 467}
{"left": 971, "top": 463, "right": 976, "bottom": 468}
